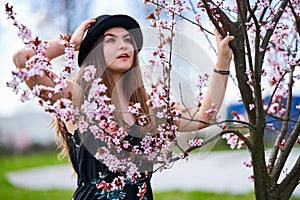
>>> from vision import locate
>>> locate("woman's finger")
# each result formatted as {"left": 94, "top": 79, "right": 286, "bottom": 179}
{"left": 71, "top": 18, "right": 96, "bottom": 50}
{"left": 222, "top": 34, "right": 235, "bottom": 45}
{"left": 81, "top": 18, "right": 96, "bottom": 31}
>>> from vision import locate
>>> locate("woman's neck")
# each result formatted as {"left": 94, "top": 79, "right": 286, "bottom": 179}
{"left": 112, "top": 81, "right": 136, "bottom": 127}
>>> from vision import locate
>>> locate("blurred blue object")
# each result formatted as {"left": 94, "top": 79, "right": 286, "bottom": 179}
{"left": 226, "top": 96, "right": 300, "bottom": 134}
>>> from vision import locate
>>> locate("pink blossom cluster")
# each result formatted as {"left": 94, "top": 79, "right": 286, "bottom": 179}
{"left": 248, "top": 175, "right": 255, "bottom": 183}
{"left": 245, "top": 69, "right": 254, "bottom": 93}
{"left": 222, "top": 132, "right": 249, "bottom": 149}
{"left": 243, "top": 160, "right": 253, "bottom": 168}
{"left": 5, "top": 3, "right": 76, "bottom": 123}
{"left": 83, "top": 65, "right": 97, "bottom": 81}
{"left": 257, "top": 0, "right": 270, "bottom": 7}
{"left": 264, "top": 92, "right": 287, "bottom": 118}
{"left": 249, "top": 103, "right": 255, "bottom": 111}
{"left": 194, "top": 13, "right": 201, "bottom": 22}
{"left": 146, "top": 81, "right": 169, "bottom": 109}
{"left": 195, "top": 73, "right": 208, "bottom": 105}
{"left": 59, "top": 35, "right": 76, "bottom": 78}
{"left": 5, "top": 3, "right": 32, "bottom": 48}
{"left": 188, "top": 138, "right": 203, "bottom": 147}
{"left": 205, "top": 103, "right": 218, "bottom": 120}
{"left": 241, "top": 1, "right": 299, "bottom": 104}
{"left": 128, "top": 103, "right": 142, "bottom": 114}
{"left": 145, "top": 11, "right": 176, "bottom": 30}
{"left": 164, "top": 1, "right": 185, "bottom": 17}
{"left": 51, "top": 98, "right": 76, "bottom": 122}
{"left": 231, "top": 111, "right": 246, "bottom": 123}
{"left": 78, "top": 67, "right": 185, "bottom": 176}
{"left": 278, "top": 139, "right": 285, "bottom": 150}
{"left": 78, "top": 73, "right": 128, "bottom": 149}
{"left": 195, "top": 1, "right": 227, "bottom": 19}
{"left": 207, "top": 2, "right": 220, "bottom": 19}
{"left": 6, "top": 40, "right": 51, "bottom": 101}
{"left": 95, "top": 147, "right": 140, "bottom": 179}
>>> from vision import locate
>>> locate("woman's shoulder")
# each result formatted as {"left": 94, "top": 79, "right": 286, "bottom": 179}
{"left": 65, "top": 120, "right": 78, "bottom": 135}
{"left": 65, "top": 79, "right": 82, "bottom": 98}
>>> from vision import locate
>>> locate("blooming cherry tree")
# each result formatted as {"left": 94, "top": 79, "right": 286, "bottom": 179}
{"left": 143, "top": 0, "right": 300, "bottom": 199}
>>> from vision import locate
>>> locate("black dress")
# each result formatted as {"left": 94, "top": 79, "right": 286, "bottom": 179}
{"left": 67, "top": 124, "right": 153, "bottom": 200}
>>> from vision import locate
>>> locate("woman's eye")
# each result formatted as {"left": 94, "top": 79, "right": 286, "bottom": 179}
{"left": 105, "top": 38, "right": 115, "bottom": 43}
{"left": 124, "top": 37, "right": 133, "bottom": 44}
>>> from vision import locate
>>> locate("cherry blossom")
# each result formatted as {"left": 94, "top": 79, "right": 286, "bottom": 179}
{"left": 248, "top": 175, "right": 254, "bottom": 183}
{"left": 249, "top": 103, "right": 255, "bottom": 111}
{"left": 83, "top": 65, "right": 97, "bottom": 82}
{"left": 243, "top": 160, "right": 253, "bottom": 168}
{"left": 188, "top": 138, "right": 203, "bottom": 147}
{"left": 195, "top": 74, "right": 209, "bottom": 105}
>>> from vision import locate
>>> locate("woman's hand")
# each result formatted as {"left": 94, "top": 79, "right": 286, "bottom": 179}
{"left": 71, "top": 18, "right": 96, "bottom": 51}
{"left": 214, "top": 28, "right": 234, "bottom": 70}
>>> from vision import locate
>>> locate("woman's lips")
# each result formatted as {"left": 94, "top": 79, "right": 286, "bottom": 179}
{"left": 117, "top": 53, "right": 129, "bottom": 60}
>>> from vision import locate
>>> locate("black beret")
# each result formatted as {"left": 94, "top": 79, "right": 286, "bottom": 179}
{"left": 78, "top": 14, "right": 143, "bottom": 67}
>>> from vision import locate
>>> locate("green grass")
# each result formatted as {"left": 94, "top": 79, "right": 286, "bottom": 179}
{"left": 0, "top": 151, "right": 74, "bottom": 200}
{"left": 0, "top": 151, "right": 299, "bottom": 200}
{"left": 154, "top": 190, "right": 255, "bottom": 200}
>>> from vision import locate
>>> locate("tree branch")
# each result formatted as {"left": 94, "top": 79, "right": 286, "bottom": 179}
{"left": 185, "top": 129, "right": 253, "bottom": 153}
{"left": 187, "top": 0, "right": 217, "bottom": 54}
{"left": 277, "top": 155, "right": 300, "bottom": 200}
{"left": 242, "top": 0, "right": 255, "bottom": 73}
{"left": 271, "top": 115, "right": 300, "bottom": 181}
{"left": 265, "top": 71, "right": 289, "bottom": 114}
{"left": 258, "top": 0, "right": 274, "bottom": 23}
{"left": 146, "top": 1, "right": 213, "bottom": 35}
{"left": 259, "top": 0, "right": 289, "bottom": 72}
{"left": 268, "top": 67, "right": 295, "bottom": 174}
{"left": 177, "top": 129, "right": 253, "bottom": 162}
{"left": 201, "top": 0, "right": 237, "bottom": 37}
{"left": 152, "top": 128, "right": 253, "bottom": 174}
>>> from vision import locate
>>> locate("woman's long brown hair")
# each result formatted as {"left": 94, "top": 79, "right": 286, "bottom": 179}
{"left": 55, "top": 32, "right": 153, "bottom": 160}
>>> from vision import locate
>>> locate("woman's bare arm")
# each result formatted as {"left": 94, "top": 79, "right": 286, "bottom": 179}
{"left": 12, "top": 18, "right": 96, "bottom": 102}
{"left": 177, "top": 28, "right": 234, "bottom": 132}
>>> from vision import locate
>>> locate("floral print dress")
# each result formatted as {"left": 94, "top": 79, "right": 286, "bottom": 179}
{"left": 67, "top": 123, "right": 153, "bottom": 200}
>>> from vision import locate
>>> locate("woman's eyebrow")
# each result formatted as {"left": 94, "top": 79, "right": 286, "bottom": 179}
{"left": 103, "top": 33, "right": 131, "bottom": 38}
{"left": 123, "top": 33, "right": 131, "bottom": 38}
{"left": 103, "top": 33, "right": 116, "bottom": 38}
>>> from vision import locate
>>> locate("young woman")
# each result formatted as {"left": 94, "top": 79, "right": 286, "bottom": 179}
{"left": 13, "top": 14, "right": 234, "bottom": 200}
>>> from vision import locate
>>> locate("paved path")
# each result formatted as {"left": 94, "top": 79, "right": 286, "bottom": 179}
{"left": 6, "top": 150, "right": 300, "bottom": 197}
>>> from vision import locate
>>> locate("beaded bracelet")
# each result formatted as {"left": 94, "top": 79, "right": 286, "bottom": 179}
{"left": 214, "top": 68, "right": 230, "bottom": 75}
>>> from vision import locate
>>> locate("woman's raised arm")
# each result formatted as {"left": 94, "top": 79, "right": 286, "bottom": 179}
{"left": 177, "top": 28, "right": 234, "bottom": 132}
{"left": 12, "top": 18, "right": 96, "bottom": 102}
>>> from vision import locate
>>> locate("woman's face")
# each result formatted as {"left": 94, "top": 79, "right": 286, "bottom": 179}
{"left": 103, "top": 27, "right": 135, "bottom": 78}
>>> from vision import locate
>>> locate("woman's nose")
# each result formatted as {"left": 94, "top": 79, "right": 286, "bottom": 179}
{"left": 118, "top": 40, "right": 127, "bottom": 50}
